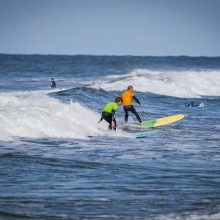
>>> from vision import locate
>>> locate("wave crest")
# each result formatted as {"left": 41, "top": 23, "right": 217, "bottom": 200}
{"left": 0, "top": 91, "right": 104, "bottom": 141}
{"left": 91, "top": 69, "right": 220, "bottom": 98}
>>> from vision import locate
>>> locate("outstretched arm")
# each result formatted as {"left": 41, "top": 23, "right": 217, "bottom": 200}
{"left": 111, "top": 109, "right": 116, "bottom": 127}
{"left": 98, "top": 116, "right": 103, "bottom": 123}
{"left": 133, "top": 96, "right": 141, "bottom": 105}
{"left": 111, "top": 109, "right": 116, "bottom": 121}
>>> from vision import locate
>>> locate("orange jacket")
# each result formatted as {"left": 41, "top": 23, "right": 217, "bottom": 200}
{"left": 120, "top": 91, "right": 134, "bottom": 106}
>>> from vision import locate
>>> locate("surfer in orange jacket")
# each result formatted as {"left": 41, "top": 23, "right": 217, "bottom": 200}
{"left": 120, "top": 86, "right": 142, "bottom": 124}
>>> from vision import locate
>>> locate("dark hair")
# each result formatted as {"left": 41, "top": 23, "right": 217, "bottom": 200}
{"left": 128, "top": 86, "right": 133, "bottom": 90}
{"left": 115, "top": 97, "right": 122, "bottom": 103}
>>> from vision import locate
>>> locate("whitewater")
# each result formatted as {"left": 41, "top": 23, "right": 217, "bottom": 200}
{"left": 91, "top": 68, "right": 220, "bottom": 98}
{"left": 0, "top": 54, "right": 220, "bottom": 220}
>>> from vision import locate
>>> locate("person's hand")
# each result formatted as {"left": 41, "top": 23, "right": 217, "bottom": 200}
{"left": 112, "top": 120, "right": 116, "bottom": 127}
{"left": 97, "top": 119, "right": 101, "bottom": 123}
{"left": 139, "top": 101, "right": 142, "bottom": 107}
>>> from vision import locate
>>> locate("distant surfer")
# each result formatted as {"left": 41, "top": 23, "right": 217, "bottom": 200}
{"left": 187, "top": 101, "right": 202, "bottom": 107}
{"left": 120, "top": 86, "right": 142, "bottom": 124}
{"left": 51, "top": 78, "right": 56, "bottom": 88}
{"left": 98, "top": 97, "right": 122, "bottom": 130}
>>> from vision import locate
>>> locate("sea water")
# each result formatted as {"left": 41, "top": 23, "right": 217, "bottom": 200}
{"left": 0, "top": 54, "right": 220, "bottom": 219}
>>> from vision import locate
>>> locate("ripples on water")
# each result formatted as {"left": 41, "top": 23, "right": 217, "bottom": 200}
{"left": 0, "top": 55, "right": 220, "bottom": 219}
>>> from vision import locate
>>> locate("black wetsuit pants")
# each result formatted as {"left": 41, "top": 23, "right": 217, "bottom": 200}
{"left": 123, "top": 105, "right": 141, "bottom": 123}
{"left": 101, "top": 112, "right": 117, "bottom": 130}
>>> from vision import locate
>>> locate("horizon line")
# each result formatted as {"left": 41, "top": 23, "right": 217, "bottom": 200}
{"left": 0, "top": 53, "right": 220, "bottom": 58}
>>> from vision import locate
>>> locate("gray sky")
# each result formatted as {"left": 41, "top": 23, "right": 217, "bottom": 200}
{"left": 0, "top": 0, "right": 220, "bottom": 56}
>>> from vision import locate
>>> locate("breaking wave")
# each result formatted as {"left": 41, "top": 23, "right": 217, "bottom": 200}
{"left": 91, "top": 69, "right": 220, "bottom": 98}
{"left": 0, "top": 91, "right": 108, "bottom": 141}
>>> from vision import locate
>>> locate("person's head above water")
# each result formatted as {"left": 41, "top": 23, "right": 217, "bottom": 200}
{"left": 115, "top": 97, "right": 122, "bottom": 106}
{"left": 127, "top": 86, "right": 134, "bottom": 93}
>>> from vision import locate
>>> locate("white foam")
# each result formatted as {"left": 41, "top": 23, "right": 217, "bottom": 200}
{"left": 155, "top": 212, "right": 220, "bottom": 220}
{"left": 0, "top": 91, "right": 125, "bottom": 141}
{"left": 90, "top": 69, "right": 220, "bottom": 98}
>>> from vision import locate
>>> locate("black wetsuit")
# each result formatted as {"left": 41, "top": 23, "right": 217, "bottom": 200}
{"left": 100, "top": 110, "right": 117, "bottom": 130}
{"left": 187, "top": 101, "right": 201, "bottom": 107}
{"left": 51, "top": 80, "right": 56, "bottom": 88}
{"left": 124, "top": 96, "right": 142, "bottom": 123}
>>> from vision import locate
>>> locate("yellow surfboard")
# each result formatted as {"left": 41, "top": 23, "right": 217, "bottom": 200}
{"left": 140, "top": 114, "right": 185, "bottom": 128}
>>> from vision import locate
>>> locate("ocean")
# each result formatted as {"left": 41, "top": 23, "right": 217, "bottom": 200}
{"left": 0, "top": 54, "right": 220, "bottom": 219}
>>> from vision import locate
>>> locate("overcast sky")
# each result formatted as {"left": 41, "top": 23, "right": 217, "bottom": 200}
{"left": 0, "top": 0, "right": 220, "bottom": 56}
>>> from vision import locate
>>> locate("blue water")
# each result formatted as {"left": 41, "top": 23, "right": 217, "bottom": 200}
{"left": 0, "top": 54, "right": 220, "bottom": 219}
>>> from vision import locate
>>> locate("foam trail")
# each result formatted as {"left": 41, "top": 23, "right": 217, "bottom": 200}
{"left": 0, "top": 91, "right": 126, "bottom": 141}
{"left": 90, "top": 69, "right": 220, "bottom": 98}
{"left": 154, "top": 212, "right": 220, "bottom": 220}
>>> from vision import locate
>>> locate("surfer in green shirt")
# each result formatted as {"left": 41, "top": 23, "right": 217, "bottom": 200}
{"left": 98, "top": 97, "right": 122, "bottom": 130}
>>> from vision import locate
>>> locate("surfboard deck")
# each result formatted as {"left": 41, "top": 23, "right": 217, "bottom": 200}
{"left": 137, "top": 114, "right": 185, "bottom": 129}
{"left": 131, "top": 130, "right": 158, "bottom": 138}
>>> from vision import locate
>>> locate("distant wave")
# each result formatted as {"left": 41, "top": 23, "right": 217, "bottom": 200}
{"left": 90, "top": 69, "right": 220, "bottom": 98}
